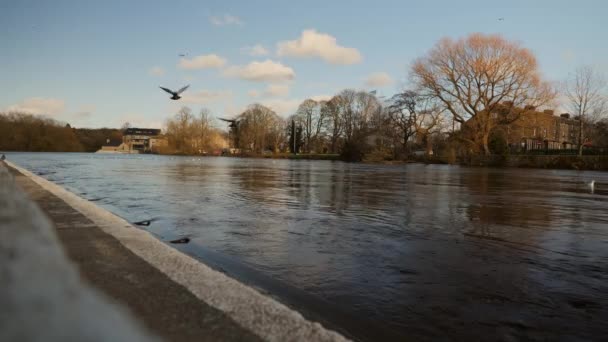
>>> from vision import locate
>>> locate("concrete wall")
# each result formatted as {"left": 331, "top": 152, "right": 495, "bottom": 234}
{"left": 0, "top": 163, "right": 159, "bottom": 342}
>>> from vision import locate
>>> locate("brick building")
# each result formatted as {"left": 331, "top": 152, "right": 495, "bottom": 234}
{"left": 495, "top": 109, "right": 580, "bottom": 151}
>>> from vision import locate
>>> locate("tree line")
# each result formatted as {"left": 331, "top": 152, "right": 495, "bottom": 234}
{"left": 0, "top": 112, "right": 123, "bottom": 152}
{"left": 162, "top": 107, "right": 227, "bottom": 154}
{"left": 218, "top": 33, "right": 607, "bottom": 160}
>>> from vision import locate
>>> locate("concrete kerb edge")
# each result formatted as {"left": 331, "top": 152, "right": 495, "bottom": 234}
{"left": 5, "top": 160, "right": 349, "bottom": 342}
{"left": 0, "top": 162, "right": 160, "bottom": 342}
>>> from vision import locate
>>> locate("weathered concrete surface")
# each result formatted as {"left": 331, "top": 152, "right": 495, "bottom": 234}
{"left": 3, "top": 161, "right": 349, "bottom": 342}
{"left": 0, "top": 164, "right": 159, "bottom": 342}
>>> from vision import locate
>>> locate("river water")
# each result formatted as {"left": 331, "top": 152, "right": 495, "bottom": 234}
{"left": 7, "top": 152, "right": 608, "bottom": 340}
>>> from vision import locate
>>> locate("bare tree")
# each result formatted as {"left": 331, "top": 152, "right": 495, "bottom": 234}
{"left": 295, "top": 99, "right": 326, "bottom": 153}
{"left": 564, "top": 65, "right": 607, "bottom": 155}
{"left": 194, "top": 108, "right": 213, "bottom": 152}
{"left": 237, "top": 104, "right": 283, "bottom": 153}
{"left": 322, "top": 97, "right": 344, "bottom": 153}
{"left": 328, "top": 89, "right": 382, "bottom": 160}
{"left": 165, "top": 107, "right": 194, "bottom": 152}
{"left": 411, "top": 33, "right": 554, "bottom": 155}
{"left": 387, "top": 90, "right": 420, "bottom": 156}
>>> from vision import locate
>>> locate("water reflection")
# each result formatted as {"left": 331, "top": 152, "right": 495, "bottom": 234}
{"left": 7, "top": 152, "right": 608, "bottom": 341}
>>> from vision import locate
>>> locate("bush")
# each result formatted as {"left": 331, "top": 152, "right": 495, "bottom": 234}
{"left": 340, "top": 142, "right": 365, "bottom": 162}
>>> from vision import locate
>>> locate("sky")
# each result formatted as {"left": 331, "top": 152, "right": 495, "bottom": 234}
{"left": 1, "top": 0, "right": 607, "bottom": 129}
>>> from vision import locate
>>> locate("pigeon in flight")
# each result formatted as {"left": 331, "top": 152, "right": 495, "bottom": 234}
{"left": 160, "top": 85, "right": 190, "bottom": 100}
{"left": 498, "top": 17, "right": 504, "bottom": 21}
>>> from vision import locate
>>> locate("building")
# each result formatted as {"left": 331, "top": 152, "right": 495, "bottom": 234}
{"left": 463, "top": 105, "right": 581, "bottom": 153}
{"left": 97, "top": 128, "right": 167, "bottom": 154}
{"left": 496, "top": 109, "right": 580, "bottom": 152}
{"left": 122, "top": 128, "right": 166, "bottom": 153}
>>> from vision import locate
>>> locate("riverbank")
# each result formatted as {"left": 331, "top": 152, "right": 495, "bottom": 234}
{"left": 1, "top": 160, "right": 348, "bottom": 342}
{"left": 465, "top": 154, "right": 608, "bottom": 171}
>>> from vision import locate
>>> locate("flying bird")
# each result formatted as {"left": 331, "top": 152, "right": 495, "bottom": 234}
{"left": 160, "top": 85, "right": 190, "bottom": 100}
{"left": 498, "top": 17, "right": 504, "bottom": 21}
{"left": 589, "top": 180, "right": 595, "bottom": 193}
{"left": 178, "top": 53, "right": 187, "bottom": 57}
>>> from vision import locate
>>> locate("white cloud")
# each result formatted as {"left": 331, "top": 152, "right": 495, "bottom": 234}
{"left": 223, "top": 60, "right": 295, "bottom": 82}
{"left": 277, "top": 29, "right": 362, "bottom": 65}
{"left": 260, "top": 99, "right": 301, "bottom": 116}
{"left": 178, "top": 54, "right": 227, "bottom": 70}
{"left": 248, "top": 90, "right": 260, "bottom": 98}
{"left": 365, "top": 72, "right": 393, "bottom": 87}
{"left": 5, "top": 97, "right": 66, "bottom": 116}
{"left": 210, "top": 14, "right": 243, "bottom": 26}
{"left": 263, "top": 84, "right": 289, "bottom": 97}
{"left": 148, "top": 66, "right": 165, "bottom": 76}
{"left": 181, "top": 89, "right": 233, "bottom": 104}
{"left": 309, "top": 95, "right": 332, "bottom": 102}
{"left": 241, "top": 44, "right": 269, "bottom": 56}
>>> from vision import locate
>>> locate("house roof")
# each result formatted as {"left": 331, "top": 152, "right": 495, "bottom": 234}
{"left": 124, "top": 128, "right": 161, "bottom": 136}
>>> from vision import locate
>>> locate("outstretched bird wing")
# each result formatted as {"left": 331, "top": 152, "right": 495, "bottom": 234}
{"left": 160, "top": 86, "right": 176, "bottom": 95}
{"left": 176, "top": 84, "right": 190, "bottom": 94}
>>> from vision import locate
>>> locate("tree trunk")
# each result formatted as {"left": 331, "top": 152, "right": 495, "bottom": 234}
{"left": 482, "top": 133, "right": 491, "bottom": 156}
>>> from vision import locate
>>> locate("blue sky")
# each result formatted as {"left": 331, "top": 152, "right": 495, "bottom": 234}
{"left": 1, "top": 0, "right": 607, "bottom": 128}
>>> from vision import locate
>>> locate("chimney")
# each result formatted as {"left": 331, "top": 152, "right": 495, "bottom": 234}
{"left": 543, "top": 109, "right": 554, "bottom": 116}
{"left": 560, "top": 113, "right": 570, "bottom": 119}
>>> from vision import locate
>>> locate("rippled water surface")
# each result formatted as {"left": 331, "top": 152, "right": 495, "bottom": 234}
{"left": 8, "top": 152, "right": 608, "bottom": 340}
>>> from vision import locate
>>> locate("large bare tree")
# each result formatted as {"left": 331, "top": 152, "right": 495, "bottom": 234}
{"left": 237, "top": 104, "right": 284, "bottom": 153}
{"left": 322, "top": 96, "right": 344, "bottom": 153}
{"left": 295, "top": 99, "right": 326, "bottom": 153}
{"left": 411, "top": 33, "right": 554, "bottom": 155}
{"left": 387, "top": 90, "right": 443, "bottom": 156}
{"left": 564, "top": 65, "right": 607, "bottom": 155}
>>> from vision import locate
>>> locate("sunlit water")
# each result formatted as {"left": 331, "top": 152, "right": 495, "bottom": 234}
{"left": 8, "top": 152, "right": 608, "bottom": 340}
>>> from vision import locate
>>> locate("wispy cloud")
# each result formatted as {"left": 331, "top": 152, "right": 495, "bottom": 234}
{"left": 5, "top": 97, "right": 66, "bottom": 116}
{"left": 309, "top": 95, "right": 332, "bottom": 102}
{"left": 241, "top": 44, "right": 269, "bottom": 56}
{"left": 364, "top": 72, "right": 393, "bottom": 87}
{"left": 260, "top": 99, "right": 301, "bottom": 116}
{"left": 264, "top": 84, "right": 289, "bottom": 97}
{"left": 223, "top": 60, "right": 295, "bottom": 82}
{"left": 181, "top": 89, "right": 233, "bottom": 104}
{"left": 277, "top": 29, "right": 362, "bottom": 65}
{"left": 178, "top": 54, "right": 227, "bottom": 70}
{"left": 148, "top": 66, "right": 165, "bottom": 77}
{"left": 209, "top": 14, "right": 243, "bottom": 26}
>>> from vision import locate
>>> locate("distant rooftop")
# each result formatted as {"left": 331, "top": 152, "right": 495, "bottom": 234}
{"left": 124, "top": 128, "right": 161, "bottom": 136}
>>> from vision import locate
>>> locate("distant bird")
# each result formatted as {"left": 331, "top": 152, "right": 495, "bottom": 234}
{"left": 160, "top": 85, "right": 190, "bottom": 100}
{"left": 1, "top": 154, "right": 5, "bottom": 161}
{"left": 589, "top": 180, "right": 595, "bottom": 193}
{"left": 170, "top": 237, "right": 190, "bottom": 244}
{"left": 178, "top": 53, "right": 187, "bottom": 57}
{"left": 134, "top": 220, "right": 151, "bottom": 226}
{"left": 498, "top": 17, "right": 504, "bottom": 21}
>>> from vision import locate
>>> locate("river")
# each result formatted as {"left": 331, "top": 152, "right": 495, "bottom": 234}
{"left": 7, "top": 152, "right": 608, "bottom": 341}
